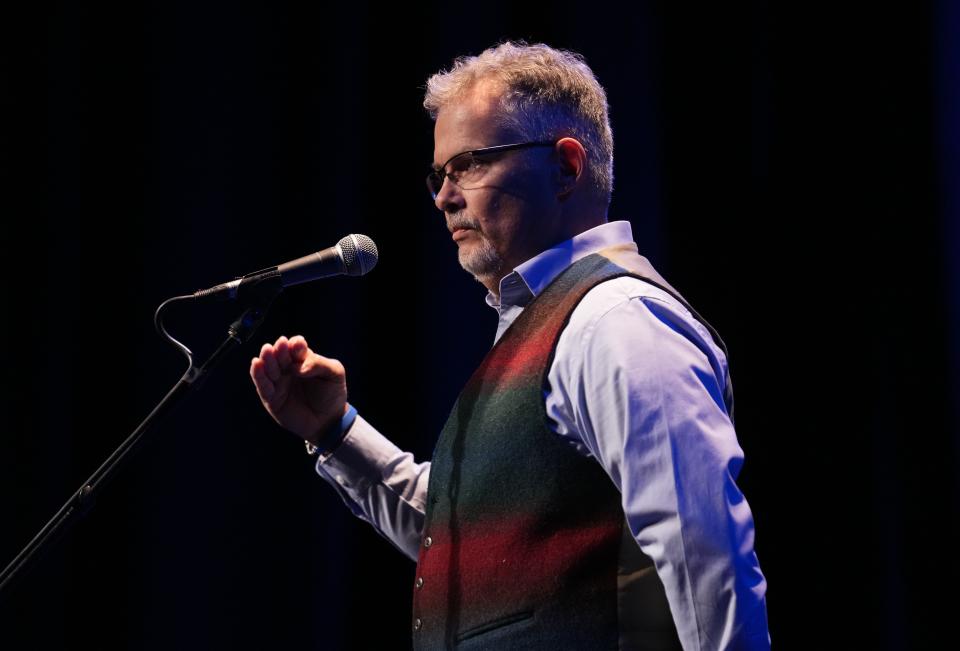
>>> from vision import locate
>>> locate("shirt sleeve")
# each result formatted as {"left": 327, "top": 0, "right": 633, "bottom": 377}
{"left": 546, "top": 284, "right": 770, "bottom": 650}
{"left": 314, "top": 414, "right": 430, "bottom": 562}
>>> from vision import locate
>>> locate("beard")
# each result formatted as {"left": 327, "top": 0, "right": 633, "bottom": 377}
{"left": 447, "top": 212, "right": 505, "bottom": 285}
{"left": 458, "top": 231, "right": 505, "bottom": 283}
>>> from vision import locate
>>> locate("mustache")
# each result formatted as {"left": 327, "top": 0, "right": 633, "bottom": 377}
{"left": 446, "top": 212, "right": 481, "bottom": 233}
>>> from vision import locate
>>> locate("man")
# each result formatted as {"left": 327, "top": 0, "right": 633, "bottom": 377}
{"left": 250, "top": 41, "right": 770, "bottom": 650}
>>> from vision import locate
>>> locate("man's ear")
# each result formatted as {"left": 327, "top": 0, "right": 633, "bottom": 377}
{"left": 554, "top": 137, "right": 587, "bottom": 200}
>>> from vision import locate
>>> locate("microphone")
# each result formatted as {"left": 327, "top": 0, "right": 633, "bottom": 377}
{"left": 193, "top": 234, "right": 378, "bottom": 301}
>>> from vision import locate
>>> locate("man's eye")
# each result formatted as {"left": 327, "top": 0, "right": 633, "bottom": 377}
{"left": 450, "top": 158, "right": 475, "bottom": 172}
{"left": 464, "top": 158, "right": 489, "bottom": 175}
{"left": 446, "top": 156, "right": 489, "bottom": 185}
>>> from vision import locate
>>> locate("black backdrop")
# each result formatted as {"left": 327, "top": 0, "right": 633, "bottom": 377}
{"left": 1, "top": 2, "right": 958, "bottom": 649}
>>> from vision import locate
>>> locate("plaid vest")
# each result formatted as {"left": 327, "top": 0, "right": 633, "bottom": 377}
{"left": 412, "top": 244, "right": 733, "bottom": 650}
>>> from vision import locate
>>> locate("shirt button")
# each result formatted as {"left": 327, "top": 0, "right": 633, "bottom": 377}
{"left": 415, "top": 576, "right": 424, "bottom": 589}
{"left": 424, "top": 536, "right": 433, "bottom": 548}
{"left": 413, "top": 617, "right": 423, "bottom": 632}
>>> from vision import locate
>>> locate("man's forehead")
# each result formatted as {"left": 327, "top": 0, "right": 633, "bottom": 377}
{"left": 432, "top": 83, "right": 506, "bottom": 168}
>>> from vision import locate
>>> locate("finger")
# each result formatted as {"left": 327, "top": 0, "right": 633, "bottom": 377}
{"left": 260, "top": 343, "right": 281, "bottom": 381}
{"left": 250, "top": 358, "right": 275, "bottom": 399}
{"left": 299, "top": 354, "right": 343, "bottom": 379}
{"left": 274, "top": 336, "right": 292, "bottom": 369}
{"left": 289, "top": 335, "right": 308, "bottom": 360}
{"left": 258, "top": 342, "right": 274, "bottom": 361}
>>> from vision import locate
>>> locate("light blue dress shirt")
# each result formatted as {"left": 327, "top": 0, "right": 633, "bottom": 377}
{"left": 315, "top": 220, "right": 770, "bottom": 650}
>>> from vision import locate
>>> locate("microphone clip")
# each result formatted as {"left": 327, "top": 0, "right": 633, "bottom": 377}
{"left": 192, "top": 267, "right": 283, "bottom": 303}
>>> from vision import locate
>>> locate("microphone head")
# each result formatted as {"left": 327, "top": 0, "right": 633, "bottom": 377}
{"left": 337, "top": 234, "right": 379, "bottom": 276}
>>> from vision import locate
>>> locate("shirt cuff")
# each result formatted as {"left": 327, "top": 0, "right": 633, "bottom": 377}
{"left": 314, "top": 402, "right": 358, "bottom": 455}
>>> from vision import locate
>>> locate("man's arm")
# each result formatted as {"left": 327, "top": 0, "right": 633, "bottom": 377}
{"left": 548, "top": 280, "right": 770, "bottom": 650}
{"left": 315, "top": 414, "right": 430, "bottom": 562}
{"left": 249, "top": 334, "right": 429, "bottom": 562}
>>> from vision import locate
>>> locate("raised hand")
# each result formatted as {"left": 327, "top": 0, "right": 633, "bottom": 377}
{"left": 249, "top": 335, "right": 348, "bottom": 444}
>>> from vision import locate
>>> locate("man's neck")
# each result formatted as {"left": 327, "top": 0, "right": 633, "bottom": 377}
{"left": 481, "top": 272, "right": 507, "bottom": 300}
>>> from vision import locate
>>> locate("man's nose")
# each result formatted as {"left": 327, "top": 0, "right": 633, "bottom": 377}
{"left": 434, "top": 176, "right": 465, "bottom": 212}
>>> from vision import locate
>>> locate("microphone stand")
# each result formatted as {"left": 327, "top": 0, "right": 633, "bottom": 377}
{"left": 0, "top": 275, "right": 283, "bottom": 600}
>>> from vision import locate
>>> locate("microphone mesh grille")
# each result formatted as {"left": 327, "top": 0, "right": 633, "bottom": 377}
{"left": 339, "top": 234, "right": 379, "bottom": 276}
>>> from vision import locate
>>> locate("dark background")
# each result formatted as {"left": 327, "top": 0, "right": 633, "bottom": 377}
{"left": 2, "top": 2, "right": 958, "bottom": 649}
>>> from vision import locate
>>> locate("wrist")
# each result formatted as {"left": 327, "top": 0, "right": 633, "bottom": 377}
{"left": 304, "top": 403, "right": 358, "bottom": 456}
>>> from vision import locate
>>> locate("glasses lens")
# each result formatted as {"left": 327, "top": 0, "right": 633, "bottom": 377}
{"left": 427, "top": 150, "right": 500, "bottom": 199}
{"left": 426, "top": 171, "right": 443, "bottom": 198}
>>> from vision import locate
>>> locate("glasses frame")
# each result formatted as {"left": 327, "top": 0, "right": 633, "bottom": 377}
{"left": 427, "top": 140, "right": 557, "bottom": 200}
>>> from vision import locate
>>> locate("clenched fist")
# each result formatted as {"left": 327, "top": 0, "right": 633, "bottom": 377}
{"left": 249, "top": 335, "right": 348, "bottom": 445}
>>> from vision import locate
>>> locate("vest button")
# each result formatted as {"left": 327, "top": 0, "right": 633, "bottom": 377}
{"left": 415, "top": 576, "right": 424, "bottom": 589}
{"left": 424, "top": 536, "right": 433, "bottom": 548}
{"left": 413, "top": 617, "right": 423, "bottom": 632}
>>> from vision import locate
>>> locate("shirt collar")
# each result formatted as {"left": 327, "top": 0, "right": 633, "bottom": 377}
{"left": 484, "top": 220, "right": 636, "bottom": 310}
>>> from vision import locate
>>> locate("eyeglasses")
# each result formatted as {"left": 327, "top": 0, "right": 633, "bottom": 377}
{"left": 426, "top": 140, "right": 556, "bottom": 200}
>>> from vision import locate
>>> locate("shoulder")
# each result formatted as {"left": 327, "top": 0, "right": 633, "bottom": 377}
{"left": 551, "top": 276, "right": 729, "bottom": 408}
{"left": 545, "top": 272, "right": 735, "bottom": 457}
{"left": 571, "top": 276, "right": 721, "bottom": 351}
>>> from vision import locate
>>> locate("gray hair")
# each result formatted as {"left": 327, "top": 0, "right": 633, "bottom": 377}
{"left": 423, "top": 40, "right": 614, "bottom": 205}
